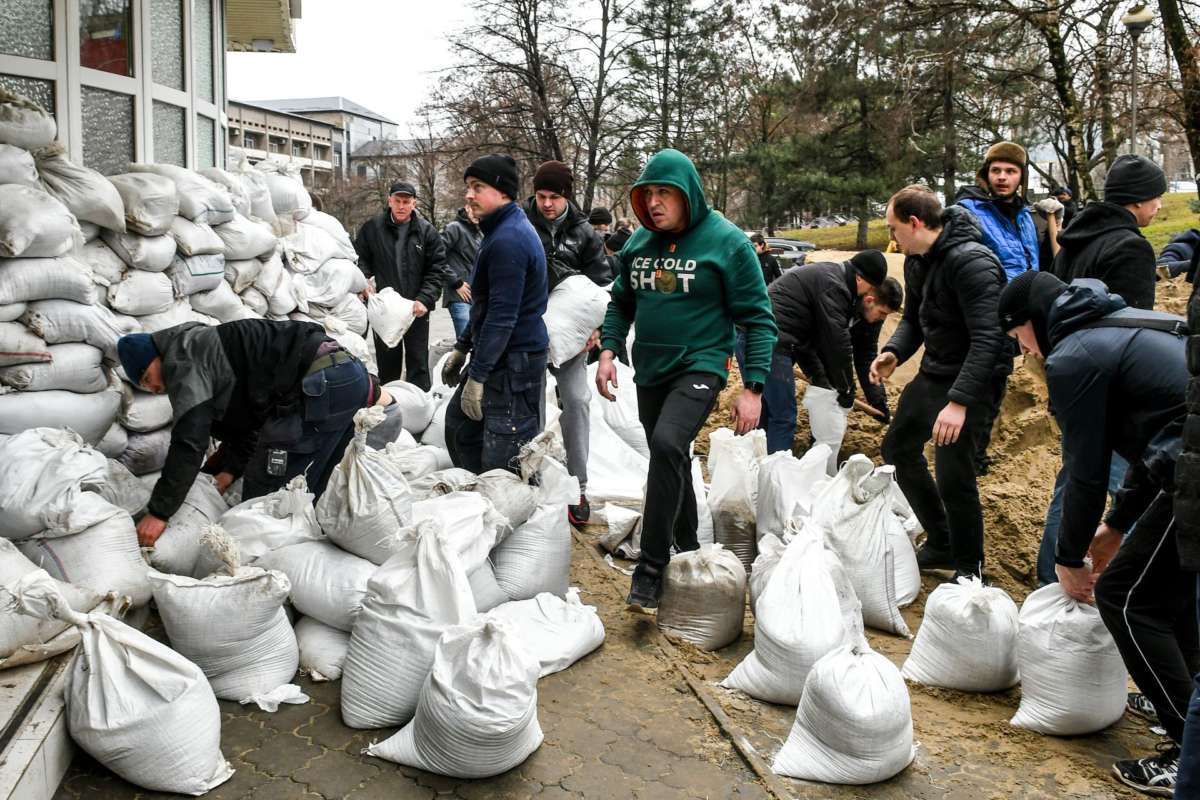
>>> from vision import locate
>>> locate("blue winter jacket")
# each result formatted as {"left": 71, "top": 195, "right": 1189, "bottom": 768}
{"left": 955, "top": 186, "right": 1040, "bottom": 280}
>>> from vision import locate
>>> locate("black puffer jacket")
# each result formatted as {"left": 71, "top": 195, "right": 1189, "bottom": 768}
{"left": 354, "top": 208, "right": 448, "bottom": 309}
{"left": 882, "top": 206, "right": 1006, "bottom": 407}
{"left": 523, "top": 198, "right": 611, "bottom": 289}
{"left": 1051, "top": 201, "right": 1155, "bottom": 310}
{"left": 440, "top": 207, "right": 482, "bottom": 305}
{"left": 1176, "top": 258, "right": 1200, "bottom": 569}
{"left": 1041, "top": 280, "right": 1188, "bottom": 567}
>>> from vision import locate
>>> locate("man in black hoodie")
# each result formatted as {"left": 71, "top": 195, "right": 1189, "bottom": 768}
{"left": 440, "top": 206, "right": 482, "bottom": 340}
{"left": 1052, "top": 154, "right": 1167, "bottom": 311}
{"left": 999, "top": 271, "right": 1193, "bottom": 797}
{"left": 1176, "top": 256, "right": 1200, "bottom": 794}
{"left": 871, "top": 184, "right": 1006, "bottom": 579}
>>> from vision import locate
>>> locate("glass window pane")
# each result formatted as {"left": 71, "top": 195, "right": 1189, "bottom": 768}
{"left": 0, "top": 0, "right": 54, "bottom": 61}
{"left": 192, "top": 0, "right": 213, "bottom": 102}
{"left": 150, "top": 0, "right": 184, "bottom": 90}
{"left": 154, "top": 101, "right": 185, "bottom": 166}
{"left": 196, "top": 115, "right": 215, "bottom": 169}
{"left": 82, "top": 85, "right": 133, "bottom": 175}
{"left": 0, "top": 74, "right": 55, "bottom": 118}
{"left": 80, "top": 0, "right": 133, "bottom": 77}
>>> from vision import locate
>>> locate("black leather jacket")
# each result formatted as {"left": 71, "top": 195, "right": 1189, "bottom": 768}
{"left": 523, "top": 198, "right": 611, "bottom": 289}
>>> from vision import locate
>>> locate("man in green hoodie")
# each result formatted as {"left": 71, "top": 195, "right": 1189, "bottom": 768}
{"left": 596, "top": 149, "right": 778, "bottom": 610}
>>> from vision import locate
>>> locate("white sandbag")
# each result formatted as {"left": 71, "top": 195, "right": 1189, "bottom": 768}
{"left": 0, "top": 184, "right": 80, "bottom": 258}
{"left": 363, "top": 401, "right": 408, "bottom": 450}
{"left": 129, "top": 164, "right": 235, "bottom": 225}
{"left": 598, "top": 502, "right": 641, "bottom": 559}
{"left": 749, "top": 529, "right": 788, "bottom": 614}
{"left": 74, "top": 238, "right": 127, "bottom": 284}
{"left": 365, "top": 618, "right": 543, "bottom": 778}
{"left": 0, "top": 90, "right": 56, "bottom": 149}
{"left": 267, "top": 272, "right": 300, "bottom": 316}
{"left": 382, "top": 380, "right": 436, "bottom": 434}
{"left": 692, "top": 455, "right": 714, "bottom": 545}
{"left": 492, "top": 461, "right": 577, "bottom": 601}
{"left": 818, "top": 458, "right": 911, "bottom": 637}
{"left": 22, "top": 298, "right": 140, "bottom": 362}
{"left": 242, "top": 287, "right": 268, "bottom": 316}
{"left": 101, "top": 229, "right": 176, "bottom": 272}
{"left": 190, "top": 280, "right": 254, "bottom": 322}
{"left": 902, "top": 576, "right": 1019, "bottom": 692}
{"left": 298, "top": 211, "right": 356, "bottom": 258}
{"left": 256, "top": 540, "right": 376, "bottom": 631}
{"left": 0, "top": 143, "right": 39, "bottom": 186}
{"left": 107, "top": 172, "right": 178, "bottom": 236}
{"left": 467, "top": 559, "right": 509, "bottom": 613}
{"left": 259, "top": 165, "right": 312, "bottom": 221}
{"left": 420, "top": 398, "right": 449, "bottom": 448}
{"left": 213, "top": 213, "right": 276, "bottom": 260}
{"left": 0, "top": 385, "right": 121, "bottom": 444}
{"left": 253, "top": 251, "right": 284, "bottom": 296}
{"left": 657, "top": 543, "right": 746, "bottom": 651}
{"left": 202, "top": 476, "right": 322, "bottom": 571}
{"left": 227, "top": 259, "right": 263, "bottom": 294}
{"left": 17, "top": 503, "right": 151, "bottom": 606}
{"left": 0, "top": 302, "right": 26, "bottom": 322}
{"left": 34, "top": 143, "right": 126, "bottom": 232}
{"left": 95, "top": 421, "right": 128, "bottom": 459}
{"left": 708, "top": 430, "right": 764, "bottom": 572}
{"left": 136, "top": 297, "right": 197, "bottom": 332}
{"left": 341, "top": 518, "right": 476, "bottom": 728}
{"left": 405, "top": 492, "right": 509, "bottom": 573}
{"left": 198, "top": 167, "right": 251, "bottom": 217}
{"left": 474, "top": 469, "right": 539, "bottom": 528}
{"left": 0, "top": 255, "right": 96, "bottom": 306}
{"left": 0, "top": 547, "right": 106, "bottom": 668}
{"left": 325, "top": 291, "right": 367, "bottom": 334}
{"left": 166, "top": 253, "right": 226, "bottom": 296}
{"left": 772, "top": 640, "right": 915, "bottom": 785}
{"left": 756, "top": 445, "right": 831, "bottom": 538}
{"left": 295, "top": 616, "right": 350, "bottom": 682}
{"left": 428, "top": 468, "right": 479, "bottom": 495}
{"left": 149, "top": 552, "right": 301, "bottom": 704}
{"left": 2, "top": 573, "right": 233, "bottom": 794}
{"left": 1009, "top": 583, "right": 1127, "bottom": 735}
{"left": 390, "top": 444, "right": 452, "bottom": 481}
{"left": 0, "top": 320, "right": 51, "bottom": 366}
{"left": 599, "top": 359, "right": 649, "bottom": 456}
{"left": 281, "top": 222, "right": 340, "bottom": 274}
{"left": 0, "top": 427, "right": 109, "bottom": 538}
{"left": 706, "top": 426, "right": 767, "bottom": 477}
{"left": 584, "top": 412, "right": 648, "bottom": 503}
{"left": 147, "top": 475, "right": 226, "bottom": 577}
{"left": 107, "top": 269, "right": 174, "bottom": 316}
{"left": 95, "top": 458, "right": 151, "bottom": 516}
{"left": 119, "top": 382, "right": 173, "bottom": 432}
{"left": 169, "top": 216, "right": 224, "bottom": 256}
{"left": 543, "top": 274, "right": 609, "bottom": 367}
{"left": 77, "top": 221, "right": 101, "bottom": 243}
{"left": 486, "top": 588, "right": 605, "bottom": 677}
{"left": 890, "top": 521, "right": 921, "bottom": 608}
{"left": 722, "top": 531, "right": 852, "bottom": 704}
{"left": 367, "top": 287, "right": 415, "bottom": 348}
{"left": 0, "top": 341, "right": 106, "bottom": 392}
{"left": 295, "top": 258, "right": 366, "bottom": 307}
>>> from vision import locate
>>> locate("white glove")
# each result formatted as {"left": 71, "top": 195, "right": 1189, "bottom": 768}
{"left": 1035, "top": 197, "right": 1064, "bottom": 215}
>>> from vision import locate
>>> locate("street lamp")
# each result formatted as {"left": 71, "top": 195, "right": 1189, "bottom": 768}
{"left": 1122, "top": 4, "right": 1154, "bottom": 156}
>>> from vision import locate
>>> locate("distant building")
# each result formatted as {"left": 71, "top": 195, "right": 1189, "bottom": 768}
{"left": 349, "top": 137, "right": 430, "bottom": 180}
{"left": 243, "top": 96, "right": 397, "bottom": 178}
{"left": 226, "top": 100, "right": 342, "bottom": 189}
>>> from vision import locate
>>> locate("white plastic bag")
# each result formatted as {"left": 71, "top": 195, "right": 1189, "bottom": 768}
{"left": 2, "top": 573, "right": 233, "bottom": 795}
{"left": 1010, "top": 583, "right": 1127, "bottom": 735}
{"left": 0, "top": 184, "right": 80, "bottom": 258}
{"left": 198, "top": 167, "right": 251, "bottom": 217}
{"left": 256, "top": 540, "right": 376, "bottom": 631}
{"left": 772, "top": 640, "right": 915, "bottom": 785}
{"left": 295, "top": 616, "right": 350, "bottom": 682}
{"left": 902, "top": 576, "right": 1019, "bottom": 692}
{"left": 365, "top": 618, "right": 543, "bottom": 778}
{"left": 368, "top": 287, "right": 416, "bottom": 348}
{"left": 0, "top": 256, "right": 96, "bottom": 306}
{"left": 587, "top": 359, "right": 648, "bottom": 456}
{"left": 756, "top": 445, "right": 831, "bottom": 538}
{"left": 341, "top": 519, "right": 476, "bottom": 728}
{"left": 708, "top": 430, "right": 764, "bottom": 572}
{"left": 486, "top": 589, "right": 605, "bottom": 677}
{"left": 543, "top": 274, "right": 609, "bottom": 367}
{"left": 108, "top": 172, "right": 179, "bottom": 236}
{"left": 35, "top": 144, "right": 126, "bottom": 232}
{"left": 657, "top": 543, "right": 747, "bottom": 651}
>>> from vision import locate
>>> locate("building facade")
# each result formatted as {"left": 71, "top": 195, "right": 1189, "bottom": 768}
{"left": 0, "top": 0, "right": 297, "bottom": 176}
{"left": 246, "top": 96, "right": 397, "bottom": 179}
{"left": 226, "top": 99, "right": 341, "bottom": 188}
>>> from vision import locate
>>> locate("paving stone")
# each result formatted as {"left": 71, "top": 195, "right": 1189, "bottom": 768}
{"left": 599, "top": 736, "right": 675, "bottom": 781}
{"left": 295, "top": 705, "right": 376, "bottom": 752}
{"left": 292, "top": 748, "right": 381, "bottom": 798}
{"left": 257, "top": 697, "right": 325, "bottom": 734}
{"left": 221, "top": 715, "right": 273, "bottom": 756}
{"left": 519, "top": 745, "right": 584, "bottom": 785}
{"left": 729, "top": 780, "right": 772, "bottom": 799}
{"left": 635, "top": 722, "right": 703, "bottom": 758}
{"left": 244, "top": 777, "right": 322, "bottom": 799}
{"left": 347, "top": 769, "right": 437, "bottom": 800}
{"left": 205, "top": 765, "right": 270, "bottom": 800}
{"left": 536, "top": 786, "right": 584, "bottom": 799}
{"left": 660, "top": 757, "right": 733, "bottom": 795}
{"left": 546, "top": 713, "right": 618, "bottom": 754}
{"left": 242, "top": 732, "right": 325, "bottom": 776}
{"left": 455, "top": 769, "right": 543, "bottom": 799}
{"left": 561, "top": 762, "right": 648, "bottom": 798}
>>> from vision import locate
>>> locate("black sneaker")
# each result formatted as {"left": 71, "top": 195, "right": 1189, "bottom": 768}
{"left": 568, "top": 494, "right": 591, "bottom": 526}
{"left": 916, "top": 544, "right": 954, "bottom": 571}
{"left": 626, "top": 566, "right": 662, "bottom": 612}
{"left": 1113, "top": 743, "right": 1179, "bottom": 797}
{"left": 1128, "top": 692, "right": 1161, "bottom": 724}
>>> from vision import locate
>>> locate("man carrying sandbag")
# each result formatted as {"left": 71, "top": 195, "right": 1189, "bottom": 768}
{"left": 116, "top": 320, "right": 374, "bottom": 548}
{"left": 596, "top": 148, "right": 777, "bottom": 610}
{"left": 523, "top": 160, "right": 612, "bottom": 524}
{"left": 871, "top": 184, "right": 1005, "bottom": 581}
{"left": 441, "top": 155, "right": 550, "bottom": 475}
{"left": 767, "top": 250, "right": 901, "bottom": 465}
{"left": 354, "top": 181, "right": 448, "bottom": 389}
{"left": 999, "top": 271, "right": 1193, "bottom": 796}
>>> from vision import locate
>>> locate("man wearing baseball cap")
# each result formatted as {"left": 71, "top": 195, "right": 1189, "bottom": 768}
{"left": 353, "top": 180, "right": 448, "bottom": 389}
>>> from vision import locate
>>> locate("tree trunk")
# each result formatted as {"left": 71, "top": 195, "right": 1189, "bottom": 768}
{"left": 1095, "top": 3, "right": 1121, "bottom": 170}
{"left": 1040, "top": 18, "right": 1097, "bottom": 199}
{"left": 1160, "top": 0, "right": 1200, "bottom": 201}
{"left": 856, "top": 204, "right": 870, "bottom": 250}
{"left": 942, "top": 50, "right": 957, "bottom": 205}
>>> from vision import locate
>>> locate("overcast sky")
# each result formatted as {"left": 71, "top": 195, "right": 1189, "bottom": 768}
{"left": 227, "top": 1, "right": 473, "bottom": 134}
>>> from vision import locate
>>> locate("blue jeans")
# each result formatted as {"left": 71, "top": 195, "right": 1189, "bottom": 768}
{"left": 1178, "top": 575, "right": 1200, "bottom": 792}
{"left": 1037, "top": 452, "right": 1132, "bottom": 586}
{"left": 448, "top": 300, "right": 471, "bottom": 340}
{"left": 733, "top": 335, "right": 796, "bottom": 454}
{"left": 445, "top": 350, "right": 547, "bottom": 475}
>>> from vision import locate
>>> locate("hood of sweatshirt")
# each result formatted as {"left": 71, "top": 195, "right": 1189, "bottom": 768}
{"left": 630, "top": 149, "right": 709, "bottom": 233}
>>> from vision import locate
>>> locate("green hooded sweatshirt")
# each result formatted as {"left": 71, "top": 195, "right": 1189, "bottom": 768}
{"left": 600, "top": 149, "right": 777, "bottom": 386}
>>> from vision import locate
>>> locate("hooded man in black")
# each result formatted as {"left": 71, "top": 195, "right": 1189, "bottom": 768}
{"left": 441, "top": 205, "right": 482, "bottom": 340}
{"left": 999, "top": 271, "right": 1194, "bottom": 797}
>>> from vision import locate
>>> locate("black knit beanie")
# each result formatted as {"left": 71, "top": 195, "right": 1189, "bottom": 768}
{"left": 998, "top": 270, "right": 1067, "bottom": 353}
{"left": 588, "top": 206, "right": 613, "bottom": 226}
{"left": 1104, "top": 155, "right": 1167, "bottom": 206}
{"left": 849, "top": 249, "right": 888, "bottom": 286}
{"left": 533, "top": 160, "right": 574, "bottom": 198}
{"left": 464, "top": 154, "right": 519, "bottom": 201}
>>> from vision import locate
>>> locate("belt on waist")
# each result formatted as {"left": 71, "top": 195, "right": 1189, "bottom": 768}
{"left": 305, "top": 349, "right": 354, "bottom": 376}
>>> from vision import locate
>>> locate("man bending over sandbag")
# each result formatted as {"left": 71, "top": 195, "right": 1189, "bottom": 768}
{"left": 117, "top": 319, "right": 374, "bottom": 547}
{"left": 999, "top": 271, "right": 1193, "bottom": 797}
{"left": 596, "top": 148, "right": 777, "bottom": 610}
{"left": 441, "top": 155, "right": 550, "bottom": 474}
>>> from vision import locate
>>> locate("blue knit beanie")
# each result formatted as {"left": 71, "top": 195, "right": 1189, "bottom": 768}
{"left": 117, "top": 333, "right": 159, "bottom": 384}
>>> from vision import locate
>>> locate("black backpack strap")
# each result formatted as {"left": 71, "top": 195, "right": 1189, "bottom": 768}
{"left": 1078, "top": 316, "right": 1190, "bottom": 336}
